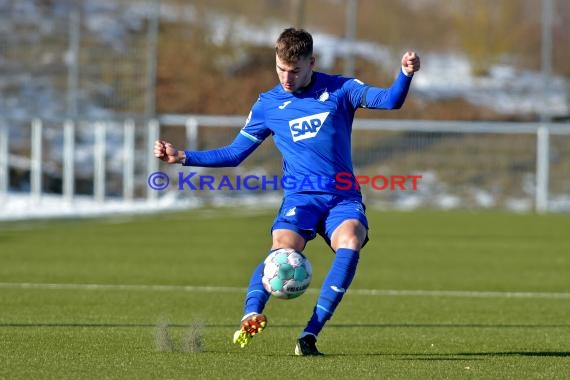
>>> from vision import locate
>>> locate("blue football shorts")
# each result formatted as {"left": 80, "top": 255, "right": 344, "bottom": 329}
{"left": 271, "top": 192, "right": 369, "bottom": 247}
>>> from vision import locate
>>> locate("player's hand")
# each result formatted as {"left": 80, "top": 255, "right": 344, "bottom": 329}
{"left": 154, "top": 139, "right": 182, "bottom": 164}
{"left": 401, "top": 51, "right": 420, "bottom": 75}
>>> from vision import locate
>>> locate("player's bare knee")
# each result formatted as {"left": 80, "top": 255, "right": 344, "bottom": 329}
{"left": 271, "top": 229, "right": 306, "bottom": 251}
{"left": 331, "top": 220, "right": 367, "bottom": 251}
{"left": 332, "top": 234, "right": 364, "bottom": 251}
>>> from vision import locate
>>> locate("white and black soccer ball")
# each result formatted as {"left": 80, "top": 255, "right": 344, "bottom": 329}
{"left": 262, "top": 248, "right": 312, "bottom": 299}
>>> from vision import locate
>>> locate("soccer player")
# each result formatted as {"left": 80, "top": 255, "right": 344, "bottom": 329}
{"left": 154, "top": 27, "right": 420, "bottom": 355}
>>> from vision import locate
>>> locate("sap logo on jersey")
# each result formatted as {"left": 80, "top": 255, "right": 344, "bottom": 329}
{"left": 288, "top": 112, "right": 330, "bottom": 142}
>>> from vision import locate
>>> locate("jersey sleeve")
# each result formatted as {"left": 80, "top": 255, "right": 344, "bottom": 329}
{"left": 344, "top": 69, "right": 413, "bottom": 110}
{"left": 239, "top": 97, "right": 273, "bottom": 143}
{"left": 183, "top": 133, "right": 260, "bottom": 167}
{"left": 183, "top": 98, "right": 270, "bottom": 167}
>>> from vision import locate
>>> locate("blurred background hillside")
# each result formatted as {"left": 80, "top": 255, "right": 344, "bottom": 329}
{"left": 1, "top": 0, "right": 569, "bottom": 217}
{"left": 157, "top": 0, "right": 570, "bottom": 121}
{"left": 1, "top": 0, "right": 569, "bottom": 122}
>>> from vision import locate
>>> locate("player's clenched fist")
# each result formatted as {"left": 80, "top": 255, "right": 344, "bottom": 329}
{"left": 154, "top": 139, "right": 184, "bottom": 164}
{"left": 401, "top": 51, "right": 420, "bottom": 75}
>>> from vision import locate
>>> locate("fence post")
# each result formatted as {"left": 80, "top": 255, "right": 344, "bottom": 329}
{"left": 94, "top": 121, "right": 106, "bottom": 203}
{"left": 145, "top": 0, "right": 160, "bottom": 119}
{"left": 67, "top": 6, "right": 80, "bottom": 119}
{"left": 535, "top": 125, "right": 550, "bottom": 213}
{"left": 123, "top": 119, "right": 135, "bottom": 201}
{"left": 0, "top": 119, "right": 8, "bottom": 200}
{"left": 185, "top": 118, "right": 198, "bottom": 151}
{"left": 63, "top": 119, "right": 75, "bottom": 204}
{"left": 31, "top": 118, "right": 43, "bottom": 204}
{"left": 147, "top": 119, "right": 160, "bottom": 202}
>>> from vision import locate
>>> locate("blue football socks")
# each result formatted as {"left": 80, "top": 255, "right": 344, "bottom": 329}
{"left": 243, "top": 247, "right": 360, "bottom": 338}
{"left": 243, "top": 256, "right": 271, "bottom": 316}
{"left": 302, "top": 248, "right": 360, "bottom": 337}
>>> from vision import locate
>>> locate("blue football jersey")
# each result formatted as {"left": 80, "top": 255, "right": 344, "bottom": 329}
{"left": 239, "top": 70, "right": 412, "bottom": 195}
{"left": 184, "top": 70, "right": 413, "bottom": 196}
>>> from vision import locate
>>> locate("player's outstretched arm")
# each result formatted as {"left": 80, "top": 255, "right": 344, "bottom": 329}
{"left": 154, "top": 140, "right": 185, "bottom": 164}
{"left": 154, "top": 133, "right": 262, "bottom": 168}
{"left": 401, "top": 51, "right": 420, "bottom": 76}
{"left": 352, "top": 51, "right": 420, "bottom": 110}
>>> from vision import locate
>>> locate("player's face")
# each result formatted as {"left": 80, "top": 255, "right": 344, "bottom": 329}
{"left": 276, "top": 55, "right": 315, "bottom": 93}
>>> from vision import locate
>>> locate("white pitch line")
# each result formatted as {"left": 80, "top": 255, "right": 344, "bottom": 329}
{"left": 0, "top": 282, "right": 245, "bottom": 293}
{"left": 1, "top": 282, "right": 569, "bottom": 299}
{"left": 349, "top": 289, "right": 570, "bottom": 299}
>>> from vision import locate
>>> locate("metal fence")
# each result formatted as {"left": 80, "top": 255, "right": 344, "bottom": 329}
{"left": 0, "top": 0, "right": 159, "bottom": 120}
{"left": 1, "top": 116, "right": 569, "bottom": 218}
{"left": 1, "top": 1, "right": 570, "bottom": 218}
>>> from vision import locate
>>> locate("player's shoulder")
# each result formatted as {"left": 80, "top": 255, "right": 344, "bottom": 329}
{"left": 260, "top": 83, "right": 289, "bottom": 99}
{"left": 252, "top": 84, "right": 291, "bottom": 112}
{"left": 247, "top": 84, "right": 289, "bottom": 115}
{"left": 315, "top": 71, "right": 361, "bottom": 90}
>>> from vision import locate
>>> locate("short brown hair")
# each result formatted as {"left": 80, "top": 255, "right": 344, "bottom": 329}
{"left": 275, "top": 27, "right": 313, "bottom": 63}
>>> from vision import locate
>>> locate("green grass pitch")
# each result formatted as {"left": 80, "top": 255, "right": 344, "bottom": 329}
{"left": 1, "top": 208, "right": 569, "bottom": 379}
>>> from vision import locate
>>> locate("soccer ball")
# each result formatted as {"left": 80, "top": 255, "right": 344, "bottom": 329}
{"left": 262, "top": 248, "right": 312, "bottom": 299}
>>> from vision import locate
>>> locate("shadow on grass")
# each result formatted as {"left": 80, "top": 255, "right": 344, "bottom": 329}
{"left": 2, "top": 322, "right": 569, "bottom": 359}
{"left": 1, "top": 322, "right": 569, "bottom": 329}
{"left": 393, "top": 351, "right": 570, "bottom": 359}
{"left": 277, "top": 351, "right": 570, "bottom": 359}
